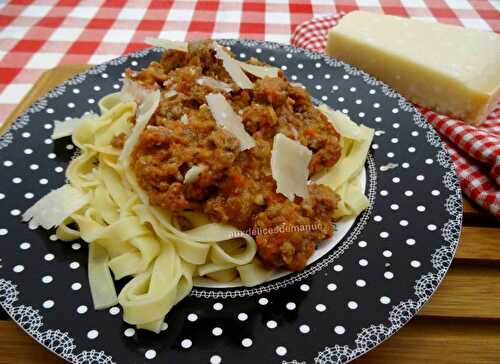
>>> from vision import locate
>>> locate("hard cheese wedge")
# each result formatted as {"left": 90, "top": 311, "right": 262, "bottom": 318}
{"left": 326, "top": 11, "right": 500, "bottom": 124}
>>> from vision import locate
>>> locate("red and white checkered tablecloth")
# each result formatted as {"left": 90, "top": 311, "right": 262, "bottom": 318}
{"left": 1, "top": 0, "right": 499, "bottom": 124}
{"left": 1, "top": 0, "right": 499, "bottom": 215}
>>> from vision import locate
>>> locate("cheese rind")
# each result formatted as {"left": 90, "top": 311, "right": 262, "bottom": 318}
{"left": 326, "top": 11, "right": 500, "bottom": 124}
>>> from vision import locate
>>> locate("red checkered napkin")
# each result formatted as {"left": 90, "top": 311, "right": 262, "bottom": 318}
{"left": 291, "top": 14, "right": 500, "bottom": 218}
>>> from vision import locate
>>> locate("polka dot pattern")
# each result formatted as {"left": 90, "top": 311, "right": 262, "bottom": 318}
{"left": 124, "top": 328, "right": 135, "bottom": 337}
{"left": 87, "top": 330, "right": 99, "bottom": 339}
{"left": 210, "top": 355, "right": 222, "bottom": 364}
{"left": 356, "top": 279, "right": 366, "bottom": 287}
{"left": 42, "top": 300, "right": 54, "bottom": 309}
{"left": 334, "top": 326, "right": 346, "bottom": 335}
{"left": 145, "top": 349, "right": 156, "bottom": 360}
{"left": 300, "top": 284, "right": 310, "bottom": 292}
{"left": 299, "top": 324, "right": 310, "bottom": 334}
{"left": 266, "top": 320, "right": 277, "bottom": 329}
{"left": 380, "top": 296, "right": 391, "bottom": 305}
{"left": 411, "top": 260, "right": 422, "bottom": 268}
{"left": 276, "top": 346, "right": 287, "bottom": 356}
{"left": 241, "top": 338, "right": 252, "bottom": 348}
{"left": 213, "top": 302, "right": 223, "bottom": 311}
{"left": 315, "top": 304, "right": 326, "bottom": 312}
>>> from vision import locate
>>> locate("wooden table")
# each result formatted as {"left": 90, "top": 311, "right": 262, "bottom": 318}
{"left": 0, "top": 66, "right": 499, "bottom": 364}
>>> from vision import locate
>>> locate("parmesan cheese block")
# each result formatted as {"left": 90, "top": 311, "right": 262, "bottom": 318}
{"left": 326, "top": 11, "right": 500, "bottom": 124}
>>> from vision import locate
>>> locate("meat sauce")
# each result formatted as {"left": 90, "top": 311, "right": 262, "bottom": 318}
{"left": 128, "top": 40, "right": 341, "bottom": 272}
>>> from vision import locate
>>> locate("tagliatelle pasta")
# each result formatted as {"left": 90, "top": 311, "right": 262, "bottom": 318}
{"left": 39, "top": 94, "right": 258, "bottom": 333}
{"left": 314, "top": 104, "right": 375, "bottom": 219}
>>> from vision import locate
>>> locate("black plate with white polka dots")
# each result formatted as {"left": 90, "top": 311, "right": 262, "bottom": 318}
{"left": 0, "top": 40, "right": 462, "bottom": 364}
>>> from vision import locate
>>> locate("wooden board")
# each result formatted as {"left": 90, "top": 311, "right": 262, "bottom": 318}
{"left": 420, "top": 263, "right": 500, "bottom": 319}
{"left": 1, "top": 66, "right": 499, "bottom": 363}
{"left": 456, "top": 226, "right": 500, "bottom": 261}
{"left": 1, "top": 318, "right": 499, "bottom": 364}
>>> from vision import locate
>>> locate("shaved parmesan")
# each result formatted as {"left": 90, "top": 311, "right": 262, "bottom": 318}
{"left": 271, "top": 133, "right": 312, "bottom": 201}
{"left": 22, "top": 185, "right": 89, "bottom": 230}
{"left": 52, "top": 113, "right": 97, "bottom": 140}
{"left": 205, "top": 93, "right": 255, "bottom": 151}
{"left": 119, "top": 85, "right": 161, "bottom": 165}
{"left": 237, "top": 61, "right": 279, "bottom": 78}
{"left": 164, "top": 89, "right": 177, "bottom": 98}
{"left": 184, "top": 164, "right": 207, "bottom": 184}
{"left": 120, "top": 78, "right": 153, "bottom": 104}
{"left": 291, "top": 82, "right": 306, "bottom": 89}
{"left": 380, "top": 162, "right": 399, "bottom": 171}
{"left": 318, "top": 104, "right": 364, "bottom": 140}
{"left": 213, "top": 42, "right": 253, "bottom": 89}
{"left": 180, "top": 114, "right": 189, "bottom": 124}
{"left": 144, "top": 37, "right": 188, "bottom": 52}
{"left": 196, "top": 77, "right": 233, "bottom": 92}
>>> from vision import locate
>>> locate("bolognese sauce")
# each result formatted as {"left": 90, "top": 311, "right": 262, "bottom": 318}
{"left": 128, "top": 40, "right": 342, "bottom": 272}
